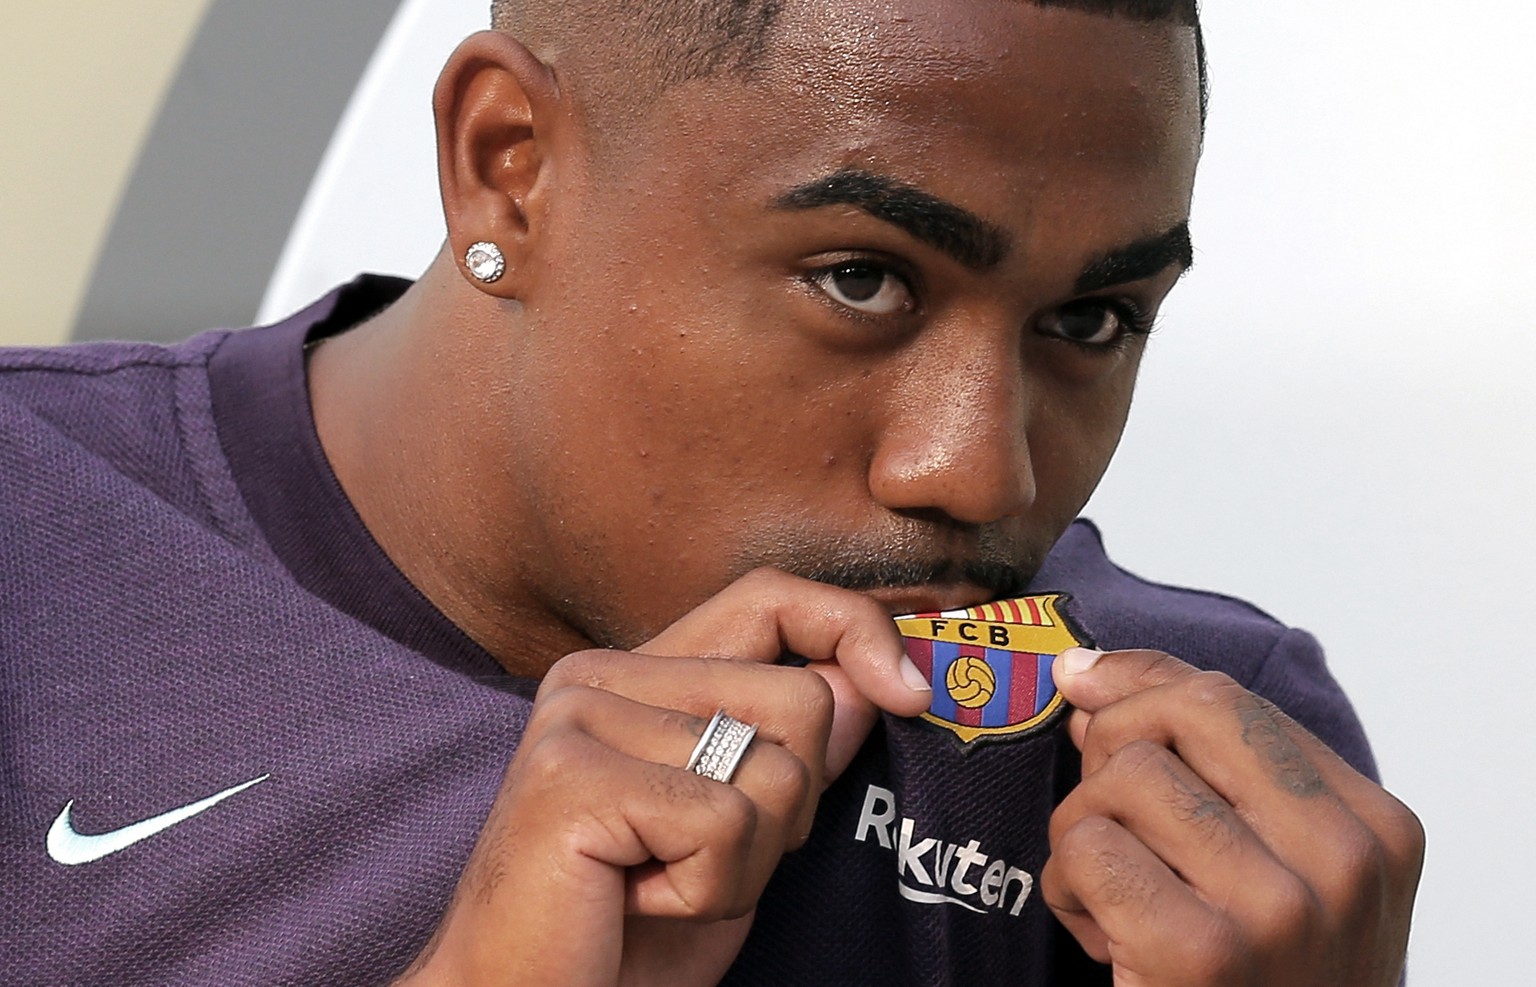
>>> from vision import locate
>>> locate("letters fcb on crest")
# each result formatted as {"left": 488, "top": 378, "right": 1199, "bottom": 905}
{"left": 896, "top": 594, "right": 1087, "bottom": 744}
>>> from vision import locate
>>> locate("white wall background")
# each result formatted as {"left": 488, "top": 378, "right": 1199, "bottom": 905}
{"left": 264, "top": 1, "right": 1536, "bottom": 981}
{"left": 1088, "top": 5, "right": 1536, "bottom": 982}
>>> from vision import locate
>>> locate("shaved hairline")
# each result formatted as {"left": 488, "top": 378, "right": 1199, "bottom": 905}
{"left": 491, "top": 0, "right": 785, "bottom": 84}
{"left": 489, "top": 0, "right": 1207, "bottom": 133}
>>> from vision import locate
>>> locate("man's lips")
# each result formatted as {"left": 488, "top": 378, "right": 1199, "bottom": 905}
{"left": 863, "top": 584, "right": 1001, "bottom": 618}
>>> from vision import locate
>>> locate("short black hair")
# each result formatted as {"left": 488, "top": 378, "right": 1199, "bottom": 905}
{"left": 492, "top": 0, "right": 1206, "bottom": 122}
{"left": 492, "top": 0, "right": 785, "bottom": 81}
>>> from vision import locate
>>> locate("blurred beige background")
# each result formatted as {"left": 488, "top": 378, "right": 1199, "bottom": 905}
{"left": 0, "top": 3, "right": 208, "bottom": 346}
{"left": 1, "top": 0, "right": 397, "bottom": 345}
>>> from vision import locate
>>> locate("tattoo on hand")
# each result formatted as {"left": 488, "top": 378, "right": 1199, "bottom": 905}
{"left": 1237, "top": 700, "right": 1326, "bottom": 798}
{"left": 1160, "top": 760, "right": 1236, "bottom": 852}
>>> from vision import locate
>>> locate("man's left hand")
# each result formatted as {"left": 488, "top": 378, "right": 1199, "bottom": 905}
{"left": 1043, "top": 648, "right": 1424, "bottom": 986}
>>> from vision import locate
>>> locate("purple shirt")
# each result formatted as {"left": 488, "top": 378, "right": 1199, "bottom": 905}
{"left": 0, "top": 277, "right": 1376, "bottom": 985}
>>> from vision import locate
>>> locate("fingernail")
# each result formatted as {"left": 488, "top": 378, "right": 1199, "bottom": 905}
{"left": 1060, "top": 648, "right": 1104, "bottom": 677}
{"left": 898, "top": 654, "right": 932, "bottom": 692}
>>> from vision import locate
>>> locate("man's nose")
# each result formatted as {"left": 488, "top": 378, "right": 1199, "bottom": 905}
{"left": 866, "top": 348, "right": 1035, "bottom": 526}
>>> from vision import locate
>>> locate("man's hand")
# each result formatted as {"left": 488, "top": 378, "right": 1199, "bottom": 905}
{"left": 1042, "top": 648, "right": 1424, "bottom": 987}
{"left": 394, "top": 569, "right": 932, "bottom": 987}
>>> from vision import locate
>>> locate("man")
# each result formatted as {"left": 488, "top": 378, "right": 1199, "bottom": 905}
{"left": 1, "top": 0, "right": 1421, "bottom": 984}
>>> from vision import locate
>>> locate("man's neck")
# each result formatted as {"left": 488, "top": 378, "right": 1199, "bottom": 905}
{"left": 305, "top": 251, "right": 590, "bottom": 677}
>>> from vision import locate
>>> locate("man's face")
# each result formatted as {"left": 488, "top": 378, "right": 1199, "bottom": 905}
{"left": 493, "top": 1, "right": 1202, "bottom": 648}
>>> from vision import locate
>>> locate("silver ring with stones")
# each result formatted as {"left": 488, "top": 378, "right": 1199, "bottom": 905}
{"left": 685, "top": 709, "right": 759, "bottom": 784}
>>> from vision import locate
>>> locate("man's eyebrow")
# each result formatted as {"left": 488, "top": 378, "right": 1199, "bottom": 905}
{"left": 1074, "top": 222, "right": 1194, "bottom": 294}
{"left": 771, "top": 169, "right": 1011, "bottom": 271}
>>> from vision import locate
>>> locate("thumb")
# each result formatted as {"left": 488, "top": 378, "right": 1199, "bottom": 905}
{"left": 1051, "top": 647, "right": 1197, "bottom": 714}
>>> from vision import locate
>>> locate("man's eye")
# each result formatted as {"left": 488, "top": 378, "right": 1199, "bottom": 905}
{"left": 1037, "top": 300, "right": 1149, "bottom": 348}
{"left": 810, "top": 262, "right": 915, "bottom": 316}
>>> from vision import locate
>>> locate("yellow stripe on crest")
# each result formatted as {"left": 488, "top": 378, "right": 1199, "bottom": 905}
{"left": 895, "top": 594, "right": 1079, "bottom": 655}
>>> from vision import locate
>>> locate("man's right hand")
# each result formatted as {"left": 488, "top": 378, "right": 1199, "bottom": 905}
{"left": 394, "top": 569, "right": 934, "bottom": 987}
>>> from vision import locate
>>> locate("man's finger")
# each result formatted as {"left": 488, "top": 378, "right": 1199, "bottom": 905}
{"left": 1049, "top": 739, "right": 1280, "bottom": 897}
{"left": 637, "top": 568, "right": 932, "bottom": 718}
{"left": 533, "top": 684, "right": 813, "bottom": 849}
{"left": 1054, "top": 647, "right": 1426, "bottom": 937}
{"left": 1052, "top": 647, "right": 1196, "bottom": 714}
{"left": 539, "top": 650, "right": 834, "bottom": 803}
{"left": 1041, "top": 814, "right": 1236, "bottom": 979}
{"left": 1060, "top": 651, "right": 1398, "bottom": 835}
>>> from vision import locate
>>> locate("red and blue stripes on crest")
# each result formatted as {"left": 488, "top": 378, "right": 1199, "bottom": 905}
{"left": 905, "top": 638, "right": 1057, "bottom": 729}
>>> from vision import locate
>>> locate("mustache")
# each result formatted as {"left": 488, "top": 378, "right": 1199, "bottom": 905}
{"left": 751, "top": 522, "right": 1038, "bottom": 600}
{"left": 788, "top": 557, "right": 1033, "bottom": 600}
{"left": 735, "top": 519, "right": 1045, "bottom": 604}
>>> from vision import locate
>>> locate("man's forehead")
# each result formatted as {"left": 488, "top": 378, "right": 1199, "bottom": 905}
{"left": 760, "top": 7, "right": 1198, "bottom": 223}
{"left": 769, "top": 0, "right": 1013, "bottom": 84}
{"left": 749, "top": 0, "right": 1203, "bottom": 170}
{"left": 602, "top": 0, "right": 1201, "bottom": 262}
{"left": 765, "top": 0, "right": 1198, "bottom": 88}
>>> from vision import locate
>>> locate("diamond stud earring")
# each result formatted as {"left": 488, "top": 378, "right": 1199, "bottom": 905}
{"left": 465, "top": 241, "right": 506, "bottom": 284}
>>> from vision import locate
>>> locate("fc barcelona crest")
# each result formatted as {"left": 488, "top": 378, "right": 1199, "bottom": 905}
{"left": 896, "top": 595, "right": 1088, "bottom": 745}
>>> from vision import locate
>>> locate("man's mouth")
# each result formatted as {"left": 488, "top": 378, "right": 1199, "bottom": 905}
{"left": 749, "top": 526, "right": 1040, "bottom": 613}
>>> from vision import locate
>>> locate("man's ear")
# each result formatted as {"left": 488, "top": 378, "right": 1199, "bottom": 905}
{"left": 434, "top": 31, "right": 561, "bottom": 298}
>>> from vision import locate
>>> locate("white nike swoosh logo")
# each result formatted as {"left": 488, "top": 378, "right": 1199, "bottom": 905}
{"left": 46, "top": 774, "right": 270, "bottom": 866}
